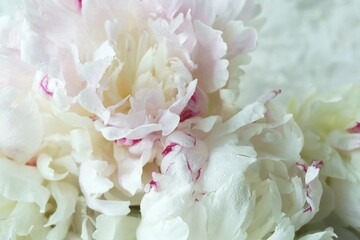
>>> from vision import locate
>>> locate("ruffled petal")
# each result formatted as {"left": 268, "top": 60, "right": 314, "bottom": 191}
{"left": 192, "top": 20, "right": 229, "bottom": 93}
{"left": 267, "top": 217, "right": 295, "bottom": 240}
{"left": 79, "top": 160, "right": 130, "bottom": 216}
{"left": 45, "top": 182, "right": 78, "bottom": 227}
{"left": 0, "top": 157, "right": 50, "bottom": 212}
{"left": 298, "top": 228, "right": 337, "bottom": 240}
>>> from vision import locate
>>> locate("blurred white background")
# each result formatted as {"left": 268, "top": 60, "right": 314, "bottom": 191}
{"left": 240, "top": 0, "right": 360, "bottom": 104}
{"left": 0, "top": 0, "right": 22, "bottom": 16}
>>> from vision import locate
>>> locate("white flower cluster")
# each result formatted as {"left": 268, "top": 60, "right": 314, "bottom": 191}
{"left": 0, "top": 0, "right": 358, "bottom": 239}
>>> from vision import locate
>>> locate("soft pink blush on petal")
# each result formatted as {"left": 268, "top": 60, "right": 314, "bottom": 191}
{"left": 347, "top": 122, "right": 360, "bottom": 133}
{"left": 192, "top": 20, "right": 229, "bottom": 93}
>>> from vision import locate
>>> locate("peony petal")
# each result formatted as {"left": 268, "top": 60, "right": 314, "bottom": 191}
{"left": 45, "top": 182, "right": 78, "bottom": 227}
{"left": 158, "top": 80, "right": 197, "bottom": 135}
{"left": 92, "top": 214, "right": 139, "bottom": 240}
{"left": 331, "top": 178, "right": 360, "bottom": 229}
{"left": 78, "top": 87, "right": 110, "bottom": 123}
{"left": 192, "top": 20, "right": 229, "bottom": 93}
{"left": 95, "top": 121, "right": 162, "bottom": 141}
{"left": 70, "top": 129, "right": 93, "bottom": 163}
{"left": 116, "top": 154, "right": 143, "bottom": 196}
{"left": 197, "top": 145, "right": 256, "bottom": 192}
{"left": 0, "top": 157, "right": 50, "bottom": 212}
{"left": 46, "top": 218, "right": 72, "bottom": 240}
{"left": 267, "top": 217, "right": 295, "bottom": 240}
{"left": 37, "top": 154, "right": 69, "bottom": 181}
{"left": 79, "top": 160, "right": 130, "bottom": 216}
{"left": 327, "top": 131, "right": 360, "bottom": 151}
{"left": 137, "top": 184, "right": 204, "bottom": 240}
{"left": 25, "top": 0, "right": 80, "bottom": 43}
{"left": 223, "top": 22, "right": 257, "bottom": 59}
{"left": 0, "top": 218, "right": 16, "bottom": 240}
{"left": 9, "top": 202, "right": 44, "bottom": 236}
{"left": 0, "top": 87, "right": 43, "bottom": 163}
{"left": 298, "top": 228, "right": 337, "bottom": 240}
{"left": 202, "top": 172, "right": 254, "bottom": 240}
{"left": 206, "top": 100, "right": 266, "bottom": 144}
{"left": 81, "top": 41, "right": 116, "bottom": 88}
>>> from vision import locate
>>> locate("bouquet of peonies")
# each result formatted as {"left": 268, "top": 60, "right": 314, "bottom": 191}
{"left": 0, "top": 0, "right": 359, "bottom": 239}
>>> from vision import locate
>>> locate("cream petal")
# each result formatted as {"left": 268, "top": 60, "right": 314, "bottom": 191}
{"left": 79, "top": 160, "right": 130, "bottom": 216}
{"left": 202, "top": 173, "right": 254, "bottom": 240}
{"left": 0, "top": 157, "right": 50, "bottom": 212}
{"left": 45, "top": 182, "right": 78, "bottom": 227}
{"left": 0, "top": 88, "right": 43, "bottom": 163}
{"left": 93, "top": 214, "right": 139, "bottom": 240}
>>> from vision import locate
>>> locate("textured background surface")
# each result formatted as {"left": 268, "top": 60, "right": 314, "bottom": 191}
{"left": 240, "top": 0, "right": 360, "bottom": 104}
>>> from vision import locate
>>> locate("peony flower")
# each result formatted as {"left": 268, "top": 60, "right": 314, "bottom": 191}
{"left": 1, "top": 0, "right": 261, "bottom": 212}
{"left": 138, "top": 95, "right": 336, "bottom": 239}
{"left": 290, "top": 84, "right": 360, "bottom": 235}
{"left": 0, "top": 0, "right": 351, "bottom": 239}
{"left": 0, "top": 0, "right": 261, "bottom": 238}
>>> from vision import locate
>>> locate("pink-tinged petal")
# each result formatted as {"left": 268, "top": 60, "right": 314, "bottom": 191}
{"left": 347, "top": 122, "right": 360, "bottom": 133}
{"left": 114, "top": 138, "right": 142, "bottom": 146}
{"left": 166, "top": 131, "right": 196, "bottom": 148}
{"left": 158, "top": 80, "right": 197, "bottom": 135}
{"left": 179, "top": 88, "right": 203, "bottom": 122}
{"left": 162, "top": 143, "right": 179, "bottom": 156}
{"left": 148, "top": 179, "right": 158, "bottom": 192}
{"left": 141, "top": 0, "right": 183, "bottom": 19}
{"left": 192, "top": 20, "right": 229, "bottom": 93}
{"left": 25, "top": 0, "right": 81, "bottom": 43}
{"left": 21, "top": 34, "right": 58, "bottom": 72}
{"left": 327, "top": 130, "right": 360, "bottom": 151}
{"left": 78, "top": 0, "right": 82, "bottom": 10}
{"left": 179, "top": 0, "right": 216, "bottom": 26}
{"left": 257, "top": 89, "right": 282, "bottom": 104}
{"left": 39, "top": 75, "right": 53, "bottom": 96}
{"left": 0, "top": 48, "right": 35, "bottom": 91}
{"left": 160, "top": 132, "right": 208, "bottom": 183}
{"left": 296, "top": 162, "right": 308, "bottom": 172}
{"left": 82, "top": 0, "right": 130, "bottom": 40}
{"left": 52, "top": 0, "right": 83, "bottom": 13}
{"left": 149, "top": 12, "right": 198, "bottom": 69}
{"left": 295, "top": 160, "right": 323, "bottom": 215}
{"left": 32, "top": 71, "right": 60, "bottom": 98}
{"left": 114, "top": 137, "right": 156, "bottom": 195}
